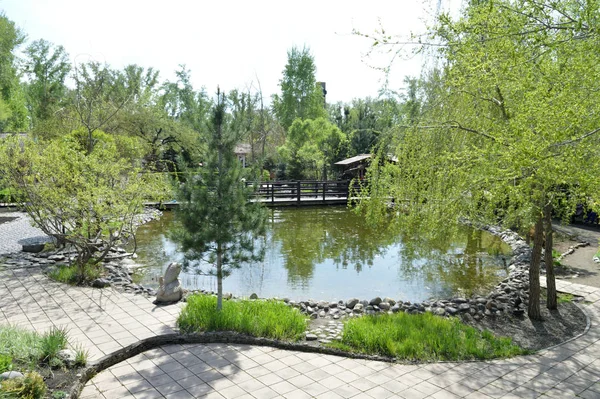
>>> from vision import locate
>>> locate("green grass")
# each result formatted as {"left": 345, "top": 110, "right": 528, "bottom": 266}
{"left": 40, "top": 327, "right": 68, "bottom": 363}
{"left": 328, "top": 312, "right": 527, "bottom": 361}
{"left": 557, "top": 293, "right": 574, "bottom": 303}
{"left": 177, "top": 294, "right": 307, "bottom": 341}
{"left": 0, "top": 325, "right": 43, "bottom": 367}
{"left": 0, "top": 325, "right": 83, "bottom": 369}
{"left": 48, "top": 263, "right": 102, "bottom": 284}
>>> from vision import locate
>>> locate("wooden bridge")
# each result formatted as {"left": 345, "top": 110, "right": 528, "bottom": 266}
{"left": 153, "top": 180, "right": 363, "bottom": 209}
{"left": 250, "top": 180, "right": 360, "bottom": 206}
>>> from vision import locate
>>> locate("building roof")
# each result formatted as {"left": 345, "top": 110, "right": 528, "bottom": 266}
{"left": 0, "top": 132, "right": 28, "bottom": 139}
{"left": 234, "top": 143, "right": 252, "bottom": 155}
{"left": 334, "top": 154, "right": 372, "bottom": 166}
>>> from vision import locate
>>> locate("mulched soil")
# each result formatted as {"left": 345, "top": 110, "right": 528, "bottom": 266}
{"left": 42, "top": 367, "right": 82, "bottom": 397}
{"left": 460, "top": 300, "right": 587, "bottom": 351}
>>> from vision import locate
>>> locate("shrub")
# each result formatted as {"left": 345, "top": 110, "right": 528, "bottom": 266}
{"left": 329, "top": 312, "right": 527, "bottom": 361}
{"left": 177, "top": 294, "right": 307, "bottom": 341}
{"left": 0, "top": 371, "right": 47, "bottom": 399}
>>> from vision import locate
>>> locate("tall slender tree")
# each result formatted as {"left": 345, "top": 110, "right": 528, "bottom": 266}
{"left": 22, "top": 39, "right": 71, "bottom": 127}
{"left": 272, "top": 46, "right": 326, "bottom": 131}
{"left": 173, "top": 89, "right": 266, "bottom": 310}
{"left": 0, "top": 13, "right": 28, "bottom": 131}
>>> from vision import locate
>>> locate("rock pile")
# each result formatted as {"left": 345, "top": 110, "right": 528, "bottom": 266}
{"left": 3, "top": 208, "right": 162, "bottom": 298}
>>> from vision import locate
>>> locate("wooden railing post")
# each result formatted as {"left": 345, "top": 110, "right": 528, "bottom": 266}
{"left": 271, "top": 182, "right": 274, "bottom": 204}
{"left": 297, "top": 181, "right": 301, "bottom": 204}
{"left": 323, "top": 181, "right": 326, "bottom": 201}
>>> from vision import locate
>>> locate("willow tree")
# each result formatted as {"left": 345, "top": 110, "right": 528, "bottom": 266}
{"left": 173, "top": 90, "right": 266, "bottom": 310}
{"left": 361, "top": 0, "right": 600, "bottom": 319}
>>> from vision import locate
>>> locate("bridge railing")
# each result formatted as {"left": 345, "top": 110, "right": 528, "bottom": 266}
{"left": 248, "top": 180, "right": 363, "bottom": 204}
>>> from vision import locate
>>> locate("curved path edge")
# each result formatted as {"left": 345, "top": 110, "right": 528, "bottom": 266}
{"left": 71, "top": 299, "right": 594, "bottom": 399}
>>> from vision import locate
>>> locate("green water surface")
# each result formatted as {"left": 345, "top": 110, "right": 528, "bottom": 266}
{"left": 132, "top": 207, "right": 511, "bottom": 302}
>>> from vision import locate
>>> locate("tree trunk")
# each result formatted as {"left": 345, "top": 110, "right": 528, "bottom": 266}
{"left": 544, "top": 204, "right": 557, "bottom": 310}
{"left": 216, "top": 244, "right": 223, "bottom": 311}
{"left": 528, "top": 216, "right": 544, "bottom": 320}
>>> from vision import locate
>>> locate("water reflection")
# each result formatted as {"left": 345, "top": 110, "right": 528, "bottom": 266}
{"left": 131, "top": 207, "right": 511, "bottom": 302}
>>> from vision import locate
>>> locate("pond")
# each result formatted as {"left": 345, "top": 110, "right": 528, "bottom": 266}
{"left": 131, "top": 207, "right": 511, "bottom": 302}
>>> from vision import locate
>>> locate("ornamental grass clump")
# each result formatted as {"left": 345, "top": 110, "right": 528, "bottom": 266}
{"left": 177, "top": 294, "right": 307, "bottom": 341}
{"left": 329, "top": 312, "right": 527, "bottom": 361}
{"left": 0, "top": 325, "right": 43, "bottom": 367}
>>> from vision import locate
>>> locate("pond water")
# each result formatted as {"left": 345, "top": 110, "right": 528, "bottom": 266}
{"left": 131, "top": 207, "right": 511, "bottom": 302}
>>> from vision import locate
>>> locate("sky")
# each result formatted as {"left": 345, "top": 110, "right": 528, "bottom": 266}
{"left": 0, "top": 0, "right": 460, "bottom": 104}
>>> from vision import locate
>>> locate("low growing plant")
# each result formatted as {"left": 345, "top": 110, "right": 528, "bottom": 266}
{"left": 0, "top": 354, "right": 12, "bottom": 373}
{"left": 74, "top": 345, "right": 88, "bottom": 367}
{"left": 557, "top": 293, "right": 574, "bottom": 304}
{"left": 51, "top": 391, "right": 68, "bottom": 399}
{"left": 0, "top": 371, "right": 47, "bottom": 399}
{"left": 177, "top": 294, "right": 307, "bottom": 341}
{"left": 48, "top": 263, "right": 102, "bottom": 284}
{"left": 0, "top": 325, "right": 42, "bottom": 366}
{"left": 328, "top": 312, "right": 527, "bottom": 361}
{"left": 40, "top": 327, "right": 68, "bottom": 364}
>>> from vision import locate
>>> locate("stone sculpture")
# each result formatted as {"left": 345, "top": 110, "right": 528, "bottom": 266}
{"left": 154, "top": 262, "right": 183, "bottom": 304}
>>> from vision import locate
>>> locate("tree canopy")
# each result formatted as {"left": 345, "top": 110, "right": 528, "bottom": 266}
{"left": 272, "top": 46, "right": 326, "bottom": 131}
{"left": 360, "top": 0, "right": 600, "bottom": 319}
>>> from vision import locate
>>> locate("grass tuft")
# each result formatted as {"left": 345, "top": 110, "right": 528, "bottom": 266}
{"left": 40, "top": 327, "right": 69, "bottom": 363}
{"left": 177, "top": 294, "right": 307, "bottom": 341}
{"left": 74, "top": 345, "right": 88, "bottom": 367}
{"left": 328, "top": 312, "right": 527, "bottom": 361}
{"left": 48, "top": 263, "right": 102, "bottom": 284}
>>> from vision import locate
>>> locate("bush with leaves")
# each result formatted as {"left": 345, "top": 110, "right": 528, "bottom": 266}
{"left": 0, "top": 131, "right": 169, "bottom": 281}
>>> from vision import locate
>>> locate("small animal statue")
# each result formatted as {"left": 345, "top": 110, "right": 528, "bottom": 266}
{"left": 154, "top": 262, "right": 183, "bottom": 304}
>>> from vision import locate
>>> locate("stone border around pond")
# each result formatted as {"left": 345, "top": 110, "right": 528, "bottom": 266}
{"left": 187, "top": 225, "right": 539, "bottom": 322}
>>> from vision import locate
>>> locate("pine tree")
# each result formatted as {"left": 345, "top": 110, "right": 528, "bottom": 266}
{"left": 173, "top": 89, "right": 266, "bottom": 310}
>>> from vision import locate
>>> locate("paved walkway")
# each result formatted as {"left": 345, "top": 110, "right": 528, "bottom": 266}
{"left": 0, "top": 211, "right": 49, "bottom": 254}
{"left": 0, "top": 266, "right": 599, "bottom": 398}
{"left": 0, "top": 266, "right": 182, "bottom": 361}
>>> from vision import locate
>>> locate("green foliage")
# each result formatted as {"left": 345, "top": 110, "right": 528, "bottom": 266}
{"left": 358, "top": 0, "right": 600, "bottom": 319}
{"left": 278, "top": 117, "right": 346, "bottom": 179}
{"left": 40, "top": 327, "right": 68, "bottom": 364}
{"left": 0, "top": 325, "right": 42, "bottom": 366}
{"left": 0, "top": 13, "right": 28, "bottom": 132}
{"left": 329, "top": 96, "right": 401, "bottom": 156}
{"left": 0, "top": 371, "right": 47, "bottom": 399}
{"left": 555, "top": 292, "right": 574, "bottom": 304}
{"left": 272, "top": 46, "right": 326, "bottom": 130}
{"left": 329, "top": 313, "right": 527, "bottom": 361}
{"left": 22, "top": 39, "right": 71, "bottom": 128}
{"left": 0, "top": 354, "right": 12, "bottom": 373}
{"left": 74, "top": 345, "right": 88, "bottom": 367}
{"left": 48, "top": 263, "right": 101, "bottom": 284}
{"left": 177, "top": 294, "right": 307, "bottom": 340}
{"left": 0, "top": 133, "right": 169, "bottom": 277}
{"left": 51, "top": 391, "right": 67, "bottom": 399}
{"left": 172, "top": 91, "right": 266, "bottom": 310}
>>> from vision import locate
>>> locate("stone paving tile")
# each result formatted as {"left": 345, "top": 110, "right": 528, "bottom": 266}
{"left": 3, "top": 256, "right": 600, "bottom": 398}
{"left": 81, "top": 279, "right": 600, "bottom": 398}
